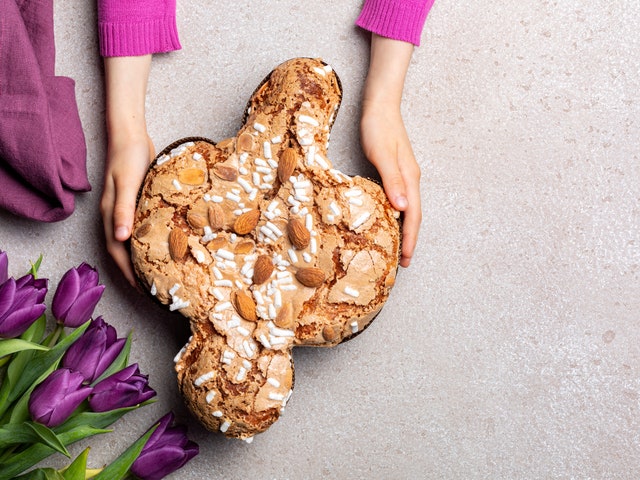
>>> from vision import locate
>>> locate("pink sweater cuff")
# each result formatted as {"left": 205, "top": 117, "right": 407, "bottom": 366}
{"left": 356, "top": 0, "right": 435, "bottom": 46}
{"left": 98, "top": 1, "right": 181, "bottom": 57}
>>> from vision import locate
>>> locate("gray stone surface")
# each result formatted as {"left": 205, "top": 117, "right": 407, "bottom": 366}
{"left": 1, "top": 1, "right": 639, "bottom": 478}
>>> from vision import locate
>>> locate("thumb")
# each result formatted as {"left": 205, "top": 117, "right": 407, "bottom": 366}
{"left": 368, "top": 148, "right": 408, "bottom": 211}
{"left": 112, "top": 180, "right": 140, "bottom": 242}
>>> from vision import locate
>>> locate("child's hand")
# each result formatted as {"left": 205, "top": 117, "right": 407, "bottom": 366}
{"left": 361, "top": 34, "right": 423, "bottom": 267}
{"left": 360, "top": 100, "right": 421, "bottom": 267}
{"left": 100, "top": 134, "right": 154, "bottom": 286}
{"left": 100, "top": 55, "right": 152, "bottom": 286}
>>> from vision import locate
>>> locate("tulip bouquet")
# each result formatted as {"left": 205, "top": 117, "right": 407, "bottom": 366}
{"left": 0, "top": 250, "right": 198, "bottom": 479}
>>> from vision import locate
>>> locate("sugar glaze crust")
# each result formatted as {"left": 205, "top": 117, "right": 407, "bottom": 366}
{"left": 131, "top": 58, "right": 400, "bottom": 440}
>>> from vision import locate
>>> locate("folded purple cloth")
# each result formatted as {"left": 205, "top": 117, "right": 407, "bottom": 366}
{"left": 0, "top": 0, "right": 90, "bottom": 222}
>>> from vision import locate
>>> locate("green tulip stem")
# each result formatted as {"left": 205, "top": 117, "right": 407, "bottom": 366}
{"left": 46, "top": 324, "right": 64, "bottom": 348}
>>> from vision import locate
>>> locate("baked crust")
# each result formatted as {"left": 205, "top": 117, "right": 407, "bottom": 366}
{"left": 131, "top": 58, "right": 400, "bottom": 439}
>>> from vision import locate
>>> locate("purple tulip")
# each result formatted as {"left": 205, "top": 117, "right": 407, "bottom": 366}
{"left": 0, "top": 250, "right": 8, "bottom": 284}
{"left": 52, "top": 263, "right": 105, "bottom": 327}
{"left": 61, "top": 316, "right": 126, "bottom": 382}
{"left": 28, "top": 368, "right": 93, "bottom": 428}
{"left": 130, "top": 412, "right": 199, "bottom": 480}
{"left": 0, "top": 274, "right": 48, "bottom": 338}
{"left": 88, "top": 363, "right": 156, "bottom": 412}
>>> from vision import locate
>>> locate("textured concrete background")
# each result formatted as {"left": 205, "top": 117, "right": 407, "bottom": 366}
{"left": 1, "top": 1, "right": 639, "bottom": 478}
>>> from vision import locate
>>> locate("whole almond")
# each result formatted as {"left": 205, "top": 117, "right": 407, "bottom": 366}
{"left": 178, "top": 168, "right": 206, "bottom": 185}
{"left": 295, "top": 267, "right": 325, "bottom": 288}
{"left": 237, "top": 132, "right": 255, "bottom": 152}
{"left": 134, "top": 222, "right": 151, "bottom": 239}
{"left": 277, "top": 147, "right": 297, "bottom": 183}
{"left": 287, "top": 217, "right": 310, "bottom": 250}
{"left": 187, "top": 212, "right": 208, "bottom": 230}
{"left": 213, "top": 164, "right": 239, "bottom": 182}
{"left": 206, "top": 236, "right": 227, "bottom": 251}
{"left": 169, "top": 228, "right": 188, "bottom": 262}
{"left": 233, "top": 291, "right": 257, "bottom": 322}
{"left": 208, "top": 204, "right": 225, "bottom": 230}
{"left": 322, "top": 324, "right": 339, "bottom": 342}
{"left": 252, "top": 255, "right": 274, "bottom": 285}
{"left": 274, "top": 303, "right": 294, "bottom": 330}
{"left": 233, "top": 209, "right": 260, "bottom": 235}
{"left": 234, "top": 240, "right": 255, "bottom": 255}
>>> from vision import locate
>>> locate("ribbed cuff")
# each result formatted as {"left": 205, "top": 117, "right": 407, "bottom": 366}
{"left": 355, "top": 0, "right": 435, "bottom": 46}
{"left": 99, "top": 17, "right": 181, "bottom": 57}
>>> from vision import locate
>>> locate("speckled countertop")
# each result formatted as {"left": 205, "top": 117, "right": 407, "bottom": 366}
{"left": 1, "top": 1, "right": 639, "bottom": 478}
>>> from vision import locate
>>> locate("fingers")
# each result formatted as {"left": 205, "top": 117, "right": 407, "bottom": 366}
{"left": 364, "top": 127, "right": 422, "bottom": 268}
{"left": 398, "top": 157, "right": 422, "bottom": 268}
{"left": 371, "top": 148, "right": 409, "bottom": 212}
{"left": 112, "top": 177, "right": 139, "bottom": 242}
{"left": 101, "top": 176, "right": 137, "bottom": 286}
{"left": 100, "top": 138, "right": 153, "bottom": 287}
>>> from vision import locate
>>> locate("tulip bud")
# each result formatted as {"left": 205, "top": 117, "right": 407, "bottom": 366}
{"left": 0, "top": 250, "right": 8, "bottom": 284}
{"left": 0, "top": 274, "right": 48, "bottom": 338}
{"left": 52, "top": 263, "right": 105, "bottom": 327}
{"left": 130, "top": 412, "right": 199, "bottom": 480}
{"left": 29, "top": 368, "right": 93, "bottom": 428}
{"left": 61, "top": 316, "right": 126, "bottom": 382}
{"left": 88, "top": 364, "right": 156, "bottom": 412}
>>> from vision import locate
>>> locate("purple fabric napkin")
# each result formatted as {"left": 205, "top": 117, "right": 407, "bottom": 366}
{"left": 0, "top": 0, "right": 90, "bottom": 222}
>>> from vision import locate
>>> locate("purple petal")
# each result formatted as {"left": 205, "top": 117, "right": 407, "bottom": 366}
{"left": 31, "top": 278, "right": 48, "bottom": 303}
{"left": 97, "top": 363, "right": 139, "bottom": 386}
{"left": 76, "top": 263, "right": 100, "bottom": 287}
{"left": 131, "top": 441, "right": 199, "bottom": 480}
{"left": 52, "top": 268, "right": 80, "bottom": 319}
{"left": 89, "top": 382, "right": 156, "bottom": 412}
{"left": 142, "top": 412, "right": 174, "bottom": 451}
{"left": 89, "top": 364, "right": 156, "bottom": 412}
{"left": 29, "top": 369, "right": 92, "bottom": 427}
{"left": 61, "top": 329, "right": 105, "bottom": 380}
{"left": 93, "top": 337, "right": 127, "bottom": 379}
{"left": 15, "top": 275, "right": 49, "bottom": 303}
{"left": 0, "top": 251, "right": 8, "bottom": 284}
{"left": 104, "top": 321, "right": 118, "bottom": 343}
{"left": 0, "top": 304, "right": 46, "bottom": 337}
{"left": 0, "top": 278, "right": 17, "bottom": 318}
{"left": 46, "top": 385, "right": 92, "bottom": 427}
{"left": 60, "top": 285, "right": 105, "bottom": 327}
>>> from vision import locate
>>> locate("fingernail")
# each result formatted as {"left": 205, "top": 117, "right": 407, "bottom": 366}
{"left": 115, "top": 226, "right": 129, "bottom": 240}
{"left": 395, "top": 195, "right": 408, "bottom": 209}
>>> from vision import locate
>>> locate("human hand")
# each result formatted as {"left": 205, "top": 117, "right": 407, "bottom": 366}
{"left": 100, "top": 134, "right": 154, "bottom": 285}
{"left": 360, "top": 100, "right": 421, "bottom": 267}
{"left": 361, "top": 34, "right": 422, "bottom": 267}
{"left": 99, "top": 55, "right": 153, "bottom": 285}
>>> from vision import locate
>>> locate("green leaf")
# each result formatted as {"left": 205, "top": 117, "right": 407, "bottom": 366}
{"left": 12, "top": 468, "right": 65, "bottom": 480}
{"left": 0, "top": 348, "right": 35, "bottom": 419}
{"left": 92, "top": 423, "right": 158, "bottom": 480}
{"left": 0, "top": 338, "right": 48, "bottom": 358}
{"left": 24, "top": 421, "right": 71, "bottom": 458}
{"left": 0, "top": 422, "right": 41, "bottom": 448}
{"left": 91, "top": 332, "right": 132, "bottom": 385}
{"left": 29, "top": 255, "right": 44, "bottom": 278}
{"left": 20, "top": 312, "right": 47, "bottom": 345}
{"left": 61, "top": 448, "right": 90, "bottom": 480}
{"left": 0, "top": 425, "right": 111, "bottom": 478}
{"left": 0, "top": 421, "right": 70, "bottom": 456}
{"left": 55, "top": 404, "right": 147, "bottom": 435}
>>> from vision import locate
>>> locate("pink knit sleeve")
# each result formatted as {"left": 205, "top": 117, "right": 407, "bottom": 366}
{"left": 98, "top": 0, "right": 181, "bottom": 57}
{"left": 356, "top": 0, "right": 435, "bottom": 46}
